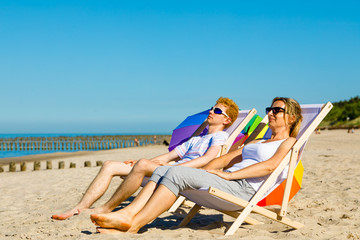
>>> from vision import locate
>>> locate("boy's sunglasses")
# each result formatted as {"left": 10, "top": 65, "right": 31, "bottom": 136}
{"left": 210, "top": 107, "right": 230, "bottom": 118}
{"left": 266, "top": 107, "right": 285, "bottom": 115}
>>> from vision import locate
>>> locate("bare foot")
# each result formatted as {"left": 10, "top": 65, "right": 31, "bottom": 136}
{"left": 90, "top": 212, "right": 132, "bottom": 231}
{"left": 82, "top": 206, "right": 112, "bottom": 215}
{"left": 52, "top": 208, "right": 80, "bottom": 220}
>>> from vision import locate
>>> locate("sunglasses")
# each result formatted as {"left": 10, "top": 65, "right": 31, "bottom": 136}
{"left": 266, "top": 107, "right": 285, "bottom": 115}
{"left": 210, "top": 106, "right": 230, "bottom": 118}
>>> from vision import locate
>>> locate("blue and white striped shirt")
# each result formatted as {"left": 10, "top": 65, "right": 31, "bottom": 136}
{"left": 174, "top": 131, "right": 229, "bottom": 165}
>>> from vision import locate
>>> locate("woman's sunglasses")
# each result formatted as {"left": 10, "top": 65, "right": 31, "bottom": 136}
{"left": 266, "top": 107, "right": 285, "bottom": 115}
{"left": 210, "top": 107, "right": 230, "bottom": 118}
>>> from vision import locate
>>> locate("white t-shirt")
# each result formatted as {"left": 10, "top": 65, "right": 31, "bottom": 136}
{"left": 225, "top": 139, "right": 287, "bottom": 194}
{"left": 174, "top": 131, "right": 229, "bottom": 165}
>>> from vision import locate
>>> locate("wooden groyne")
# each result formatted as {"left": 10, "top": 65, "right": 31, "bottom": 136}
{"left": 0, "top": 135, "right": 171, "bottom": 152}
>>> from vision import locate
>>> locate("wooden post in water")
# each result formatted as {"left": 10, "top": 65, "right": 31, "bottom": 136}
{"left": 9, "top": 162, "right": 16, "bottom": 172}
{"left": 47, "top": 161, "right": 52, "bottom": 170}
{"left": 33, "top": 161, "right": 41, "bottom": 171}
{"left": 21, "top": 162, "right": 26, "bottom": 171}
{"left": 58, "top": 161, "right": 65, "bottom": 169}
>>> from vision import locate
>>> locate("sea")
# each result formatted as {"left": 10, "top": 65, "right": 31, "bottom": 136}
{"left": 0, "top": 133, "right": 170, "bottom": 159}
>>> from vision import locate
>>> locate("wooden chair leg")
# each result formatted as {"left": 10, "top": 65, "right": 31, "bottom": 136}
{"left": 168, "top": 196, "right": 186, "bottom": 212}
{"left": 179, "top": 204, "right": 202, "bottom": 227}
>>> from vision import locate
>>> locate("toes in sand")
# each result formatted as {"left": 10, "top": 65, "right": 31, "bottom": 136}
{"left": 51, "top": 209, "right": 80, "bottom": 220}
{"left": 96, "top": 227, "right": 125, "bottom": 234}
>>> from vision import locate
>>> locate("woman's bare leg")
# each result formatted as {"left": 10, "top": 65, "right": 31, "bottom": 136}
{"left": 90, "top": 180, "right": 159, "bottom": 230}
{"left": 91, "top": 184, "right": 177, "bottom": 233}
{"left": 90, "top": 159, "right": 161, "bottom": 214}
{"left": 128, "top": 185, "right": 177, "bottom": 233}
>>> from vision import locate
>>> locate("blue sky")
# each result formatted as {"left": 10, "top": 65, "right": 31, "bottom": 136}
{"left": 0, "top": 1, "right": 359, "bottom": 134}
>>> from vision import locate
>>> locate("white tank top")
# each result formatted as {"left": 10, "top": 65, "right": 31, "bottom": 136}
{"left": 225, "top": 139, "right": 286, "bottom": 193}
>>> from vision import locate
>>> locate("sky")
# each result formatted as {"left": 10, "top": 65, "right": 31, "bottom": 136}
{"left": 0, "top": 1, "right": 359, "bottom": 134}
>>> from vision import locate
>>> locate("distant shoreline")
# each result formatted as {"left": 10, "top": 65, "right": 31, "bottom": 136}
{"left": 320, "top": 125, "right": 359, "bottom": 130}
{"left": 0, "top": 150, "right": 97, "bottom": 165}
{"left": 0, "top": 134, "right": 172, "bottom": 159}
{"left": 0, "top": 133, "right": 172, "bottom": 139}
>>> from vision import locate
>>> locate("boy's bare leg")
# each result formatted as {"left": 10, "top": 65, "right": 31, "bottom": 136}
{"left": 52, "top": 161, "right": 133, "bottom": 220}
{"left": 90, "top": 159, "right": 161, "bottom": 214}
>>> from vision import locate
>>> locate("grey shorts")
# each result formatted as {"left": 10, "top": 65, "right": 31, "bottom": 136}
{"left": 149, "top": 166, "right": 256, "bottom": 202}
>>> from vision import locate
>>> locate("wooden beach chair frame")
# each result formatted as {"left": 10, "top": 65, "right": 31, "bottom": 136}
{"left": 178, "top": 102, "right": 333, "bottom": 236}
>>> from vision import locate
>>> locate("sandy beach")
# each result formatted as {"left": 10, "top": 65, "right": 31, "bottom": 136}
{"left": 0, "top": 129, "right": 359, "bottom": 239}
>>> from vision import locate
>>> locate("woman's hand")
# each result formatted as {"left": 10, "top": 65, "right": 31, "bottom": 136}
{"left": 206, "top": 169, "right": 232, "bottom": 180}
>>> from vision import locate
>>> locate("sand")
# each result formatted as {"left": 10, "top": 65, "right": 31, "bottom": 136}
{"left": 0, "top": 130, "right": 359, "bottom": 239}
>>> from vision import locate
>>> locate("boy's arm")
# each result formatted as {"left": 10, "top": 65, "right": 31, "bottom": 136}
{"left": 150, "top": 150, "right": 181, "bottom": 163}
{"left": 123, "top": 149, "right": 180, "bottom": 166}
{"left": 176, "top": 145, "right": 222, "bottom": 168}
{"left": 178, "top": 131, "right": 231, "bottom": 168}
{"left": 208, "top": 137, "right": 296, "bottom": 180}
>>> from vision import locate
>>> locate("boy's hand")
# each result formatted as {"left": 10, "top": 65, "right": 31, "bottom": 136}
{"left": 123, "top": 160, "right": 137, "bottom": 166}
{"left": 151, "top": 160, "right": 169, "bottom": 166}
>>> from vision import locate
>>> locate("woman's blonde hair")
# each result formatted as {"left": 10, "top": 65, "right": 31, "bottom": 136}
{"left": 272, "top": 97, "right": 303, "bottom": 137}
{"left": 216, "top": 97, "right": 239, "bottom": 128}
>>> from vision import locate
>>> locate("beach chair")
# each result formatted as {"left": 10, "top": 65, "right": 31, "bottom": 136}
{"left": 169, "top": 112, "right": 266, "bottom": 212}
{"left": 164, "top": 108, "right": 259, "bottom": 212}
{"left": 178, "top": 103, "right": 333, "bottom": 236}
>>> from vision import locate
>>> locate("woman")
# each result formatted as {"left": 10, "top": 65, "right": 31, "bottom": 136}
{"left": 90, "top": 97, "right": 303, "bottom": 234}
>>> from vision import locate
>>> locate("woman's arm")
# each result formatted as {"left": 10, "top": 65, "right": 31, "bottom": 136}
{"left": 202, "top": 146, "right": 244, "bottom": 170}
{"left": 208, "top": 137, "right": 296, "bottom": 180}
